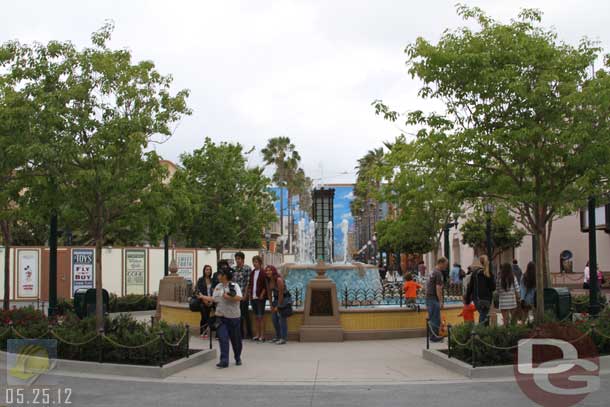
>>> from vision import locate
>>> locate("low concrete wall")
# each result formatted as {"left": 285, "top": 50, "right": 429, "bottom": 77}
{"left": 160, "top": 301, "right": 465, "bottom": 341}
{"left": 423, "top": 348, "right": 610, "bottom": 379}
{"left": 0, "top": 348, "right": 216, "bottom": 379}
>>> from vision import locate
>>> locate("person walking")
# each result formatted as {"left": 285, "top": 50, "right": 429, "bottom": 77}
{"left": 195, "top": 264, "right": 216, "bottom": 339}
{"left": 265, "top": 265, "right": 289, "bottom": 345}
{"left": 234, "top": 252, "right": 253, "bottom": 340}
{"left": 426, "top": 257, "right": 448, "bottom": 343}
{"left": 497, "top": 262, "right": 520, "bottom": 326}
{"left": 519, "top": 261, "right": 536, "bottom": 323}
{"left": 199, "top": 267, "right": 243, "bottom": 368}
{"left": 247, "top": 255, "right": 267, "bottom": 342}
{"left": 465, "top": 255, "right": 496, "bottom": 326}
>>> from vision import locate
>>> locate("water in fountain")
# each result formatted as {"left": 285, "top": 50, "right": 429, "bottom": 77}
{"left": 296, "top": 218, "right": 316, "bottom": 264}
{"left": 340, "top": 218, "right": 349, "bottom": 264}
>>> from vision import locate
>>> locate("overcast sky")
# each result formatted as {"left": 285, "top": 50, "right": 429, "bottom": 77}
{"left": 3, "top": 0, "right": 609, "bottom": 184}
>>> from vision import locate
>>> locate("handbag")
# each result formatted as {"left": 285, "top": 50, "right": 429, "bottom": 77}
{"left": 189, "top": 295, "right": 202, "bottom": 312}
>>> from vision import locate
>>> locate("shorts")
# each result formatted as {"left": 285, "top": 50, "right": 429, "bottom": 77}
{"left": 251, "top": 299, "right": 266, "bottom": 318}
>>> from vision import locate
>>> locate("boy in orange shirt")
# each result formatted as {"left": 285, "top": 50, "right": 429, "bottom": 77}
{"left": 403, "top": 274, "right": 422, "bottom": 310}
{"left": 459, "top": 302, "right": 476, "bottom": 324}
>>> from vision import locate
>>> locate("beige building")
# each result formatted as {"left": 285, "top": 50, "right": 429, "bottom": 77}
{"left": 429, "top": 210, "right": 610, "bottom": 276}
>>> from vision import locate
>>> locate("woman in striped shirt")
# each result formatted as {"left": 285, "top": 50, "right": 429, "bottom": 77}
{"left": 497, "top": 262, "right": 520, "bottom": 326}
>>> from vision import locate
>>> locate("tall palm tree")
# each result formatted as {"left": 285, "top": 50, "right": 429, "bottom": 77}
{"left": 262, "top": 137, "right": 301, "bottom": 253}
{"left": 354, "top": 148, "right": 386, "bottom": 244}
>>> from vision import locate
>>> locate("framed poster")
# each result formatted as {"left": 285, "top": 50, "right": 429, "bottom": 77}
{"left": 176, "top": 251, "right": 194, "bottom": 282}
{"left": 72, "top": 248, "right": 95, "bottom": 291}
{"left": 124, "top": 249, "right": 147, "bottom": 295}
{"left": 17, "top": 249, "right": 39, "bottom": 298}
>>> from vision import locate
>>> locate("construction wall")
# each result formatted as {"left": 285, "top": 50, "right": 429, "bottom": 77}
{"left": 0, "top": 246, "right": 261, "bottom": 301}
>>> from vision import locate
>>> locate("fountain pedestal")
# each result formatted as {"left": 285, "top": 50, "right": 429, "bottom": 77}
{"left": 299, "top": 263, "right": 344, "bottom": 342}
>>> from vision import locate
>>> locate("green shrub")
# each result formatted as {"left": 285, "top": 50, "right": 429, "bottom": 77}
{"left": 56, "top": 299, "right": 74, "bottom": 316}
{"left": 108, "top": 294, "right": 158, "bottom": 313}
{"left": 1, "top": 307, "right": 187, "bottom": 366}
{"left": 449, "top": 323, "right": 531, "bottom": 366}
{"left": 572, "top": 293, "right": 607, "bottom": 313}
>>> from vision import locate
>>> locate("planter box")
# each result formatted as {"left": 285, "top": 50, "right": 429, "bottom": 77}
{"left": 1, "top": 348, "right": 216, "bottom": 379}
{"left": 423, "top": 348, "right": 610, "bottom": 379}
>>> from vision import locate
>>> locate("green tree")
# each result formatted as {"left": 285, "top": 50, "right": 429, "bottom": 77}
{"left": 261, "top": 136, "right": 301, "bottom": 253}
{"left": 0, "top": 23, "right": 191, "bottom": 329}
{"left": 173, "top": 138, "right": 277, "bottom": 257}
{"left": 374, "top": 5, "right": 610, "bottom": 321}
{"left": 460, "top": 206, "right": 526, "bottom": 259}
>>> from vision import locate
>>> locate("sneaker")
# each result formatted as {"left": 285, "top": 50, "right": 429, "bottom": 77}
{"left": 200, "top": 334, "right": 209, "bottom": 340}
{"left": 251, "top": 336, "right": 259, "bottom": 342}
{"left": 269, "top": 338, "right": 279, "bottom": 343}
{"left": 216, "top": 363, "right": 228, "bottom": 369}
{"left": 276, "top": 339, "right": 287, "bottom": 345}
{"left": 235, "top": 360, "right": 242, "bottom": 366}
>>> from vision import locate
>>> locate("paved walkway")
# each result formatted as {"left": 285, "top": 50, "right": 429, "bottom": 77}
{"left": 168, "top": 336, "right": 461, "bottom": 385}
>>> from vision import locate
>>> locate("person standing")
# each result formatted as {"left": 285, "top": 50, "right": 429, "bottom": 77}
{"left": 265, "top": 265, "right": 289, "bottom": 345}
{"left": 511, "top": 259, "right": 523, "bottom": 284}
{"left": 199, "top": 268, "right": 243, "bottom": 368}
{"left": 465, "top": 255, "right": 496, "bottom": 326}
{"left": 519, "top": 261, "right": 536, "bottom": 323}
{"left": 234, "top": 252, "right": 253, "bottom": 340}
{"left": 247, "top": 255, "right": 267, "bottom": 342}
{"left": 195, "top": 265, "right": 216, "bottom": 339}
{"left": 497, "top": 262, "right": 520, "bottom": 326}
{"left": 426, "top": 257, "right": 448, "bottom": 343}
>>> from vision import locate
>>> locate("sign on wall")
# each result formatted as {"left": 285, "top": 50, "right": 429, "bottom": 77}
{"left": 72, "top": 249, "right": 95, "bottom": 291}
{"left": 125, "top": 249, "right": 147, "bottom": 295}
{"left": 176, "top": 251, "right": 194, "bottom": 282}
{"left": 17, "top": 249, "right": 39, "bottom": 298}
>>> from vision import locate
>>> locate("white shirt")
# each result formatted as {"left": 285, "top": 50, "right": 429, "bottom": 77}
{"left": 212, "top": 282, "right": 243, "bottom": 318}
{"left": 252, "top": 269, "right": 260, "bottom": 299}
{"left": 584, "top": 266, "right": 590, "bottom": 283}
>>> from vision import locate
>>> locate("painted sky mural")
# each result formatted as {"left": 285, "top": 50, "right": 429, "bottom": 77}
{"left": 271, "top": 184, "right": 354, "bottom": 260}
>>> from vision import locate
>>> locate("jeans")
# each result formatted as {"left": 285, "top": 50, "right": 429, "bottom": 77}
{"left": 272, "top": 311, "right": 288, "bottom": 340}
{"left": 217, "top": 317, "right": 242, "bottom": 365}
{"left": 199, "top": 305, "right": 211, "bottom": 335}
{"left": 475, "top": 301, "right": 490, "bottom": 326}
{"left": 240, "top": 300, "right": 253, "bottom": 339}
{"left": 426, "top": 298, "right": 441, "bottom": 341}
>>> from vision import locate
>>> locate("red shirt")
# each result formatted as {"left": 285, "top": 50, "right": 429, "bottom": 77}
{"left": 403, "top": 281, "right": 422, "bottom": 299}
{"left": 459, "top": 303, "right": 476, "bottom": 321}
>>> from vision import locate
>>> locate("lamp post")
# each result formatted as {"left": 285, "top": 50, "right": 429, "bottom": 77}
{"left": 587, "top": 196, "right": 601, "bottom": 317}
{"left": 163, "top": 234, "right": 169, "bottom": 277}
{"left": 484, "top": 203, "right": 495, "bottom": 276}
{"left": 265, "top": 229, "right": 271, "bottom": 253}
{"left": 443, "top": 217, "right": 459, "bottom": 265}
{"left": 367, "top": 240, "right": 372, "bottom": 264}
{"left": 372, "top": 234, "right": 378, "bottom": 264}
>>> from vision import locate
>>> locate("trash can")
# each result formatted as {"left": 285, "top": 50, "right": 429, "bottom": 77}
{"left": 73, "top": 288, "right": 89, "bottom": 319}
{"left": 73, "top": 288, "right": 109, "bottom": 319}
{"left": 541, "top": 287, "right": 572, "bottom": 320}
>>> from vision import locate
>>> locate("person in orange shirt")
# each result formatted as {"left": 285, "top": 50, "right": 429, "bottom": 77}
{"left": 403, "top": 274, "right": 422, "bottom": 309}
{"left": 459, "top": 302, "right": 477, "bottom": 324}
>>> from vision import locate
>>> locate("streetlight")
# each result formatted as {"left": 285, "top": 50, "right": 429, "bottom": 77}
{"left": 484, "top": 203, "right": 495, "bottom": 276}
{"left": 587, "top": 196, "right": 601, "bottom": 316}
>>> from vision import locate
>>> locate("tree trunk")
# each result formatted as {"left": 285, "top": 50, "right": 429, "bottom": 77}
{"left": 1, "top": 220, "right": 10, "bottom": 311}
{"left": 95, "top": 237, "right": 104, "bottom": 332}
{"left": 533, "top": 223, "right": 551, "bottom": 323}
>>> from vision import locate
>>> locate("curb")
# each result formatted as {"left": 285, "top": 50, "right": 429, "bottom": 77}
{"left": 422, "top": 349, "right": 610, "bottom": 379}
{"left": 1, "top": 348, "right": 216, "bottom": 379}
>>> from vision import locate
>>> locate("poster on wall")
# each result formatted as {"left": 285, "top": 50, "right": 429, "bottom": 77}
{"left": 72, "top": 249, "right": 95, "bottom": 291}
{"left": 125, "top": 249, "right": 147, "bottom": 295}
{"left": 176, "top": 252, "right": 194, "bottom": 282}
{"left": 17, "top": 249, "right": 39, "bottom": 298}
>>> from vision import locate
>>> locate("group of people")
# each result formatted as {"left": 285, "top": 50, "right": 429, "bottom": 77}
{"left": 194, "top": 252, "right": 292, "bottom": 368}
{"left": 425, "top": 255, "right": 538, "bottom": 342}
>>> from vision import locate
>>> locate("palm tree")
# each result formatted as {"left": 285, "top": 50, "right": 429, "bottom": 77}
{"left": 354, "top": 148, "right": 386, "bottom": 237}
{"left": 262, "top": 137, "right": 301, "bottom": 253}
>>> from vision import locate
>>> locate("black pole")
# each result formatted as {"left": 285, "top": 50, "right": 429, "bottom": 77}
{"left": 48, "top": 212, "right": 58, "bottom": 317}
{"left": 588, "top": 196, "right": 600, "bottom": 317}
{"left": 486, "top": 216, "right": 493, "bottom": 277}
{"left": 444, "top": 223, "right": 450, "bottom": 264}
{"left": 163, "top": 234, "right": 169, "bottom": 277}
